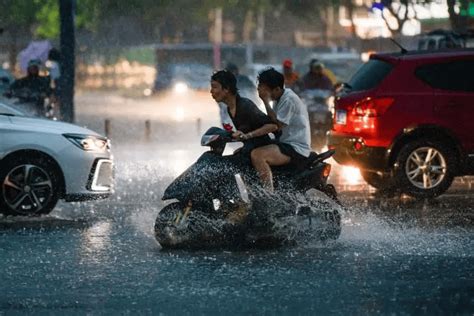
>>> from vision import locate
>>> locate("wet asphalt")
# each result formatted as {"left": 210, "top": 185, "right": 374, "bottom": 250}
{"left": 0, "top": 92, "right": 473, "bottom": 314}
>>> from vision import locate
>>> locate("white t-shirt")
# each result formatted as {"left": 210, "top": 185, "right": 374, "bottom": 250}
{"left": 218, "top": 102, "right": 236, "bottom": 131}
{"left": 274, "top": 89, "right": 311, "bottom": 157}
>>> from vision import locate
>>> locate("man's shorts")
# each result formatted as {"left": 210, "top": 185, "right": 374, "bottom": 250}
{"left": 273, "top": 141, "right": 309, "bottom": 169}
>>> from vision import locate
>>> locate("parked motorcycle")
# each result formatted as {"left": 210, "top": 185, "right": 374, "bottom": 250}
{"left": 300, "top": 89, "right": 333, "bottom": 152}
{"left": 154, "top": 127, "right": 342, "bottom": 249}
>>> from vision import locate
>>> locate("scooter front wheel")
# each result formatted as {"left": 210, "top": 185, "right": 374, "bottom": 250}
{"left": 154, "top": 202, "right": 191, "bottom": 248}
{"left": 154, "top": 202, "right": 230, "bottom": 249}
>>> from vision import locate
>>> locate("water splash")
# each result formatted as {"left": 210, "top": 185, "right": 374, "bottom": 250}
{"left": 340, "top": 203, "right": 474, "bottom": 258}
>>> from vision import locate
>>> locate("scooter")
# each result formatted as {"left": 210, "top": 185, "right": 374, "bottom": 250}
{"left": 154, "top": 127, "right": 342, "bottom": 249}
{"left": 300, "top": 89, "right": 333, "bottom": 152}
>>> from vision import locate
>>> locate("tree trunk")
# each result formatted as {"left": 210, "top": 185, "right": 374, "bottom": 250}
{"left": 320, "top": 9, "right": 328, "bottom": 46}
{"left": 8, "top": 28, "right": 18, "bottom": 74}
{"left": 458, "top": 0, "right": 470, "bottom": 32}
{"left": 242, "top": 10, "right": 254, "bottom": 43}
{"left": 447, "top": 0, "right": 470, "bottom": 32}
{"left": 346, "top": 0, "right": 357, "bottom": 38}
{"left": 59, "top": 0, "right": 76, "bottom": 123}
{"left": 447, "top": 0, "right": 458, "bottom": 30}
{"left": 256, "top": 7, "right": 264, "bottom": 44}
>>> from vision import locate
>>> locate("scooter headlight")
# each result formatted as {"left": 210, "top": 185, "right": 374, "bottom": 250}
{"left": 323, "top": 164, "right": 331, "bottom": 178}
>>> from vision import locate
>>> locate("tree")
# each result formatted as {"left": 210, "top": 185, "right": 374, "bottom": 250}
{"left": 0, "top": 0, "right": 103, "bottom": 70}
{"left": 35, "top": 0, "right": 103, "bottom": 38}
{"left": 369, "top": 0, "right": 434, "bottom": 35}
{"left": 0, "top": 0, "right": 41, "bottom": 71}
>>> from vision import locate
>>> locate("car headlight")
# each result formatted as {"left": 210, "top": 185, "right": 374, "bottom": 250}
{"left": 173, "top": 81, "right": 189, "bottom": 94}
{"left": 64, "top": 134, "right": 109, "bottom": 152}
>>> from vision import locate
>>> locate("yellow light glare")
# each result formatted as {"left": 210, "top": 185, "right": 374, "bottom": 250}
{"left": 143, "top": 88, "right": 152, "bottom": 96}
{"left": 174, "top": 106, "right": 185, "bottom": 122}
{"left": 341, "top": 166, "right": 362, "bottom": 185}
{"left": 174, "top": 82, "right": 189, "bottom": 94}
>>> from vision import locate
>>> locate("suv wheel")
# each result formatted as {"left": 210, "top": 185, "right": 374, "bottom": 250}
{"left": 394, "top": 140, "right": 455, "bottom": 198}
{"left": 0, "top": 156, "right": 60, "bottom": 216}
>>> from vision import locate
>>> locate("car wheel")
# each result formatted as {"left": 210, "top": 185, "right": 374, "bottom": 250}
{"left": 394, "top": 140, "right": 455, "bottom": 198}
{"left": 361, "top": 170, "right": 396, "bottom": 191}
{"left": 0, "top": 156, "right": 61, "bottom": 216}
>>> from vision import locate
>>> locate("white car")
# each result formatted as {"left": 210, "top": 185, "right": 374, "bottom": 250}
{"left": 0, "top": 99, "right": 113, "bottom": 216}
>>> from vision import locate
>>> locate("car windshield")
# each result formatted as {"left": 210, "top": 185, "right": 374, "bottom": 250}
{"left": 347, "top": 59, "right": 393, "bottom": 92}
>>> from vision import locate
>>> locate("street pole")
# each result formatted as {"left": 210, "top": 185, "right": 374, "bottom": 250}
{"left": 59, "top": 0, "right": 75, "bottom": 123}
{"left": 213, "top": 7, "right": 222, "bottom": 70}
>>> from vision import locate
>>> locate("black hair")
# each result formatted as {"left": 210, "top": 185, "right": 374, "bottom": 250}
{"left": 257, "top": 68, "right": 284, "bottom": 90}
{"left": 211, "top": 70, "right": 237, "bottom": 95}
{"left": 48, "top": 48, "right": 60, "bottom": 62}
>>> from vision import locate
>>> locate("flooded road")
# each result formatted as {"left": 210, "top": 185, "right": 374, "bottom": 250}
{"left": 1, "top": 92, "right": 473, "bottom": 314}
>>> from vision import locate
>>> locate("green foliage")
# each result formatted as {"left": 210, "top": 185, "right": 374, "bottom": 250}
{"left": 122, "top": 46, "right": 155, "bottom": 65}
{"left": 35, "top": 0, "right": 59, "bottom": 38}
{"left": 0, "top": 0, "right": 449, "bottom": 40}
{"left": 75, "top": 0, "right": 102, "bottom": 32}
{"left": 0, "top": 0, "right": 40, "bottom": 27}
{"left": 0, "top": 0, "right": 348, "bottom": 40}
{"left": 0, "top": 0, "right": 103, "bottom": 39}
{"left": 285, "top": 0, "right": 342, "bottom": 18}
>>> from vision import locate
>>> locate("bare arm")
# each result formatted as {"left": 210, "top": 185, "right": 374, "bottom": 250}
{"left": 235, "top": 123, "right": 278, "bottom": 140}
{"left": 263, "top": 100, "right": 287, "bottom": 131}
{"left": 260, "top": 89, "right": 286, "bottom": 130}
{"left": 263, "top": 99, "right": 277, "bottom": 122}
{"left": 250, "top": 123, "right": 278, "bottom": 138}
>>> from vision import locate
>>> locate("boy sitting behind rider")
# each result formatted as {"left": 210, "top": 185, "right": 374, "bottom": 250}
{"left": 6, "top": 59, "right": 52, "bottom": 100}
{"left": 252, "top": 68, "right": 312, "bottom": 192}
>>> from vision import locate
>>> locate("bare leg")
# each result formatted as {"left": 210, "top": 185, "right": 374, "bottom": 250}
{"left": 251, "top": 145, "right": 291, "bottom": 192}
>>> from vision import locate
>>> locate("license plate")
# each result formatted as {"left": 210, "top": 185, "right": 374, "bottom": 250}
{"left": 336, "top": 110, "right": 347, "bottom": 125}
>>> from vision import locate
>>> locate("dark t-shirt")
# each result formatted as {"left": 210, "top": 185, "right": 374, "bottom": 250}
{"left": 300, "top": 72, "right": 333, "bottom": 91}
{"left": 226, "top": 95, "right": 274, "bottom": 155}
{"left": 10, "top": 76, "right": 52, "bottom": 96}
{"left": 227, "top": 95, "right": 273, "bottom": 133}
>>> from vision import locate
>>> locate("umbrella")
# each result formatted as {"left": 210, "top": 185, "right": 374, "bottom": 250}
{"left": 18, "top": 40, "right": 52, "bottom": 73}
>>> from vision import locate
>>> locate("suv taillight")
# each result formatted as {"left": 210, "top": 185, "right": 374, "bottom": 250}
{"left": 352, "top": 97, "right": 394, "bottom": 117}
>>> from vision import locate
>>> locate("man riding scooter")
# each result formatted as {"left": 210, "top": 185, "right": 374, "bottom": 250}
{"left": 153, "top": 69, "right": 341, "bottom": 249}
{"left": 4, "top": 59, "right": 53, "bottom": 116}
{"left": 298, "top": 60, "right": 335, "bottom": 151}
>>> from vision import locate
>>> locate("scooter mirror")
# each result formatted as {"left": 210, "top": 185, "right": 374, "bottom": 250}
{"left": 201, "top": 134, "right": 220, "bottom": 146}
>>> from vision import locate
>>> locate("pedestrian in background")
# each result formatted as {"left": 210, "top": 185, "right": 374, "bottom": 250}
{"left": 282, "top": 58, "right": 299, "bottom": 90}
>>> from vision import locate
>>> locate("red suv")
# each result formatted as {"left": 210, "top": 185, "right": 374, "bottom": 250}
{"left": 329, "top": 49, "right": 474, "bottom": 198}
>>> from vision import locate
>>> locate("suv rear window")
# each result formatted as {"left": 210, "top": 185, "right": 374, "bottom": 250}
{"left": 415, "top": 60, "right": 474, "bottom": 92}
{"left": 347, "top": 59, "right": 393, "bottom": 92}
